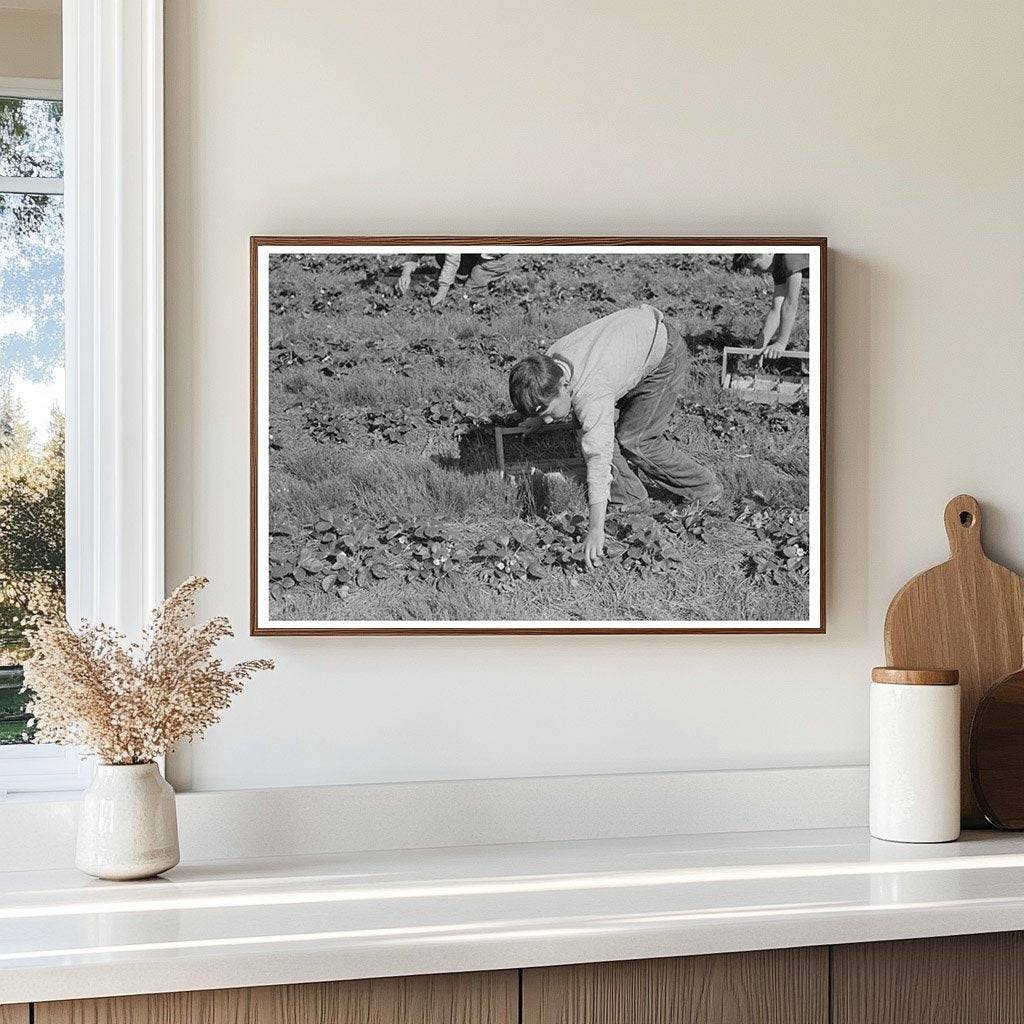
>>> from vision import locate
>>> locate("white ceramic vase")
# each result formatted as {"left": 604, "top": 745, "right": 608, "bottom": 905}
{"left": 76, "top": 762, "right": 180, "bottom": 880}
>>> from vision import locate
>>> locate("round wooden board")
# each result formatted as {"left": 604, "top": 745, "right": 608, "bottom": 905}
{"left": 970, "top": 664, "right": 1024, "bottom": 829}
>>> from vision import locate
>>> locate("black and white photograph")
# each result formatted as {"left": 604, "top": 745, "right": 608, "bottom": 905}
{"left": 251, "top": 239, "right": 825, "bottom": 634}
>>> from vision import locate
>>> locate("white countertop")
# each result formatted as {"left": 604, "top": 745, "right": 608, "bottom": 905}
{"left": 4, "top": 826, "right": 1024, "bottom": 1004}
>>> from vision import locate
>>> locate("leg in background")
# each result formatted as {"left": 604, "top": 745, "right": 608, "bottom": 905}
{"left": 465, "top": 254, "right": 515, "bottom": 294}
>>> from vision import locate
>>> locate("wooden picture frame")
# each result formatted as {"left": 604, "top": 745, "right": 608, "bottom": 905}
{"left": 251, "top": 237, "right": 827, "bottom": 635}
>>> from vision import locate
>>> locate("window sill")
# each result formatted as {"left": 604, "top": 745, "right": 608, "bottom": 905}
{"left": 0, "top": 744, "right": 93, "bottom": 799}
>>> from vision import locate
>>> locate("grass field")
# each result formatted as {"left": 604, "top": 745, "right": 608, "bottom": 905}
{"left": 265, "top": 252, "right": 812, "bottom": 623}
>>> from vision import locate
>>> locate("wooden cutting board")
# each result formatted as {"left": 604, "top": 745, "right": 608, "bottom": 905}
{"left": 884, "top": 494, "right": 1024, "bottom": 826}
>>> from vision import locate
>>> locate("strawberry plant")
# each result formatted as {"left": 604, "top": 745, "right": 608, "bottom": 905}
{"left": 737, "top": 496, "right": 810, "bottom": 585}
{"left": 758, "top": 404, "right": 796, "bottom": 433}
{"left": 655, "top": 505, "right": 707, "bottom": 542}
{"left": 474, "top": 524, "right": 549, "bottom": 589}
{"left": 606, "top": 512, "right": 688, "bottom": 574}
{"left": 365, "top": 409, "right": 424, "bottom": 443}
{"left": 681, "top": 401, "right": 754, "bottom": 439}
{"left": 269, "top": 516, "right": 398, "bottom": 600}
{"left": 299, "top": 400, "right": 350, "bottom": 443}
{"left": 399, "top": 522, "right": 471, "bottom": 583}
{"left": 423, "top": 400, "right": 477, "bottom": 434}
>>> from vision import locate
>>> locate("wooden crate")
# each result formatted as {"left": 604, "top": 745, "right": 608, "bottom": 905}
{"left": 720, "top": 346, "right": 810, "bottom": 404}
{"left": 493, "top": 422, "right": 583, "bottom": 477}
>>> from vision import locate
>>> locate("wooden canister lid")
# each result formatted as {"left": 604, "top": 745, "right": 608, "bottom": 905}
{"left": 871, "top": 667, "right": 959, "bottom": 686}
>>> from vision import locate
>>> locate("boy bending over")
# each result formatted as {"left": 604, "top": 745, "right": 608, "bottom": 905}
{"left": 732, "top": 252, "right": 810, "bottom": 360}
{"left": 508, "top": 305, "right": 722, "bottom": 569}
{"left": 395, "top": 252, "right": 514, "bottom": 307}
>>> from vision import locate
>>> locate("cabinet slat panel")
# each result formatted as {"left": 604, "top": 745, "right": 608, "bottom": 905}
{"left": 0, "top": 1006, "right": 29, "bottom": 1024}
{"left": 35, "top": 970, "right": 517, "bottom": 1024}
{"left": 522, "top": 948, "right": 828, "bottom": 1024}
{"left": 832, "top": 932, "right": 1024, "bottom": 1024}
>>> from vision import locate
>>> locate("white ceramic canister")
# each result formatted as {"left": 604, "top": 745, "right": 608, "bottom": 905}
{"left": 76, "top": 762, "right": 180, "bottom": 880}
{"left": 870, "top": 667, "right": 961, "bottom": 843}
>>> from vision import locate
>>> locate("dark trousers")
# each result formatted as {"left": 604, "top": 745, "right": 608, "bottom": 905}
{"left": 609, "top": 324, "right": 720, "bottom": 507}
{"left": 433, "top": 254, "right": 515, "bottom": 293}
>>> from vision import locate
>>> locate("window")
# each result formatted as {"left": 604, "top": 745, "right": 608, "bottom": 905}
{"left": 0, "top": 79, "right": 84, "bottom": 797}
{"left": 0, "top": 4, "right": 166, "bottom": 798}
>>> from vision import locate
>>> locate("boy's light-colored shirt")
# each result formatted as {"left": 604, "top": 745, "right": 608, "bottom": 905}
{"left": 546, "top": 305, "right": 667, "bottom": 505}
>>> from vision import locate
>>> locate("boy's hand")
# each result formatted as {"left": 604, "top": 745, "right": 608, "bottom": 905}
{"left": 761, "top": 340, "right": 789, "bottom": 362}
{"left": 519, "top": 415, "right": 546, "bottom": 430}
{"left": 394, "top": 270, "right": 413, "bottom": 296}
{"left": 429, "top": 283, "right": 450, "bottom": 308}
{"left": 395, "top": 261, "right": 417, "bottom": 296}
{"left": 584, "top": 524, "right": 605, "bottom": 569}
{"left": 584, "top": 499, "right": 608, "bottom": 570}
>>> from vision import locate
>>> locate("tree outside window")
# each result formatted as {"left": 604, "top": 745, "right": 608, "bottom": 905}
{"left": 0, "top": 94, "right": 65, "bottom": 744}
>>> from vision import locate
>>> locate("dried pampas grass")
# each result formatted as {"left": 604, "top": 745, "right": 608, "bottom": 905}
{"left": 23, "top": 576, "right": 273, "bottom": 765}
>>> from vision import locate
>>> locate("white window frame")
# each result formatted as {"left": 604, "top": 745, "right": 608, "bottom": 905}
{"left": 0, "top": 0, "right": 165, "bottom": 799}
{"left": 0, "top": 77, "right": 61, "bottom": 101}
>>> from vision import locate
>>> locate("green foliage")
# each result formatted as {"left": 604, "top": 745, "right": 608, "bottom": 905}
{"left": 0, "top": 97, "right": 63, "bottom": 240}
{"left": 0, "top": 98, "right": 63, "bottom": 174}
{"left": 0, "top": 665, "right": 30, "bottom": 744}
{"left": 0, "top": 397, "right": 65, "bottom": 743}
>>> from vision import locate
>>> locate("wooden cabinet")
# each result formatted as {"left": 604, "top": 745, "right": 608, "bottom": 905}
{"left": 24, "top": 932, "right": 1024, "bottom": 1024}
{"left": 832, "top": 932, "right": 1024, "bottom": 1024}
{"left": 522, "top": 947, "right": 828, "bottom": 1024}
{"left": 34, "top": 971, "right": 517, "bottom": 1024}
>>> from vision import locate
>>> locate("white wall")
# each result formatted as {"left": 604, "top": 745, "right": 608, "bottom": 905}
{"left": 164, "top": 0, "right": 1024, "bottom": 792}
{"left": 0, "top": 4, "right": 61, "bottom": 80}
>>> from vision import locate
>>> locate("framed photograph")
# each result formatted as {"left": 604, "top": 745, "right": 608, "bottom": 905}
{"left": 251, "top": 237, "right": 826, "bottom": 635}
